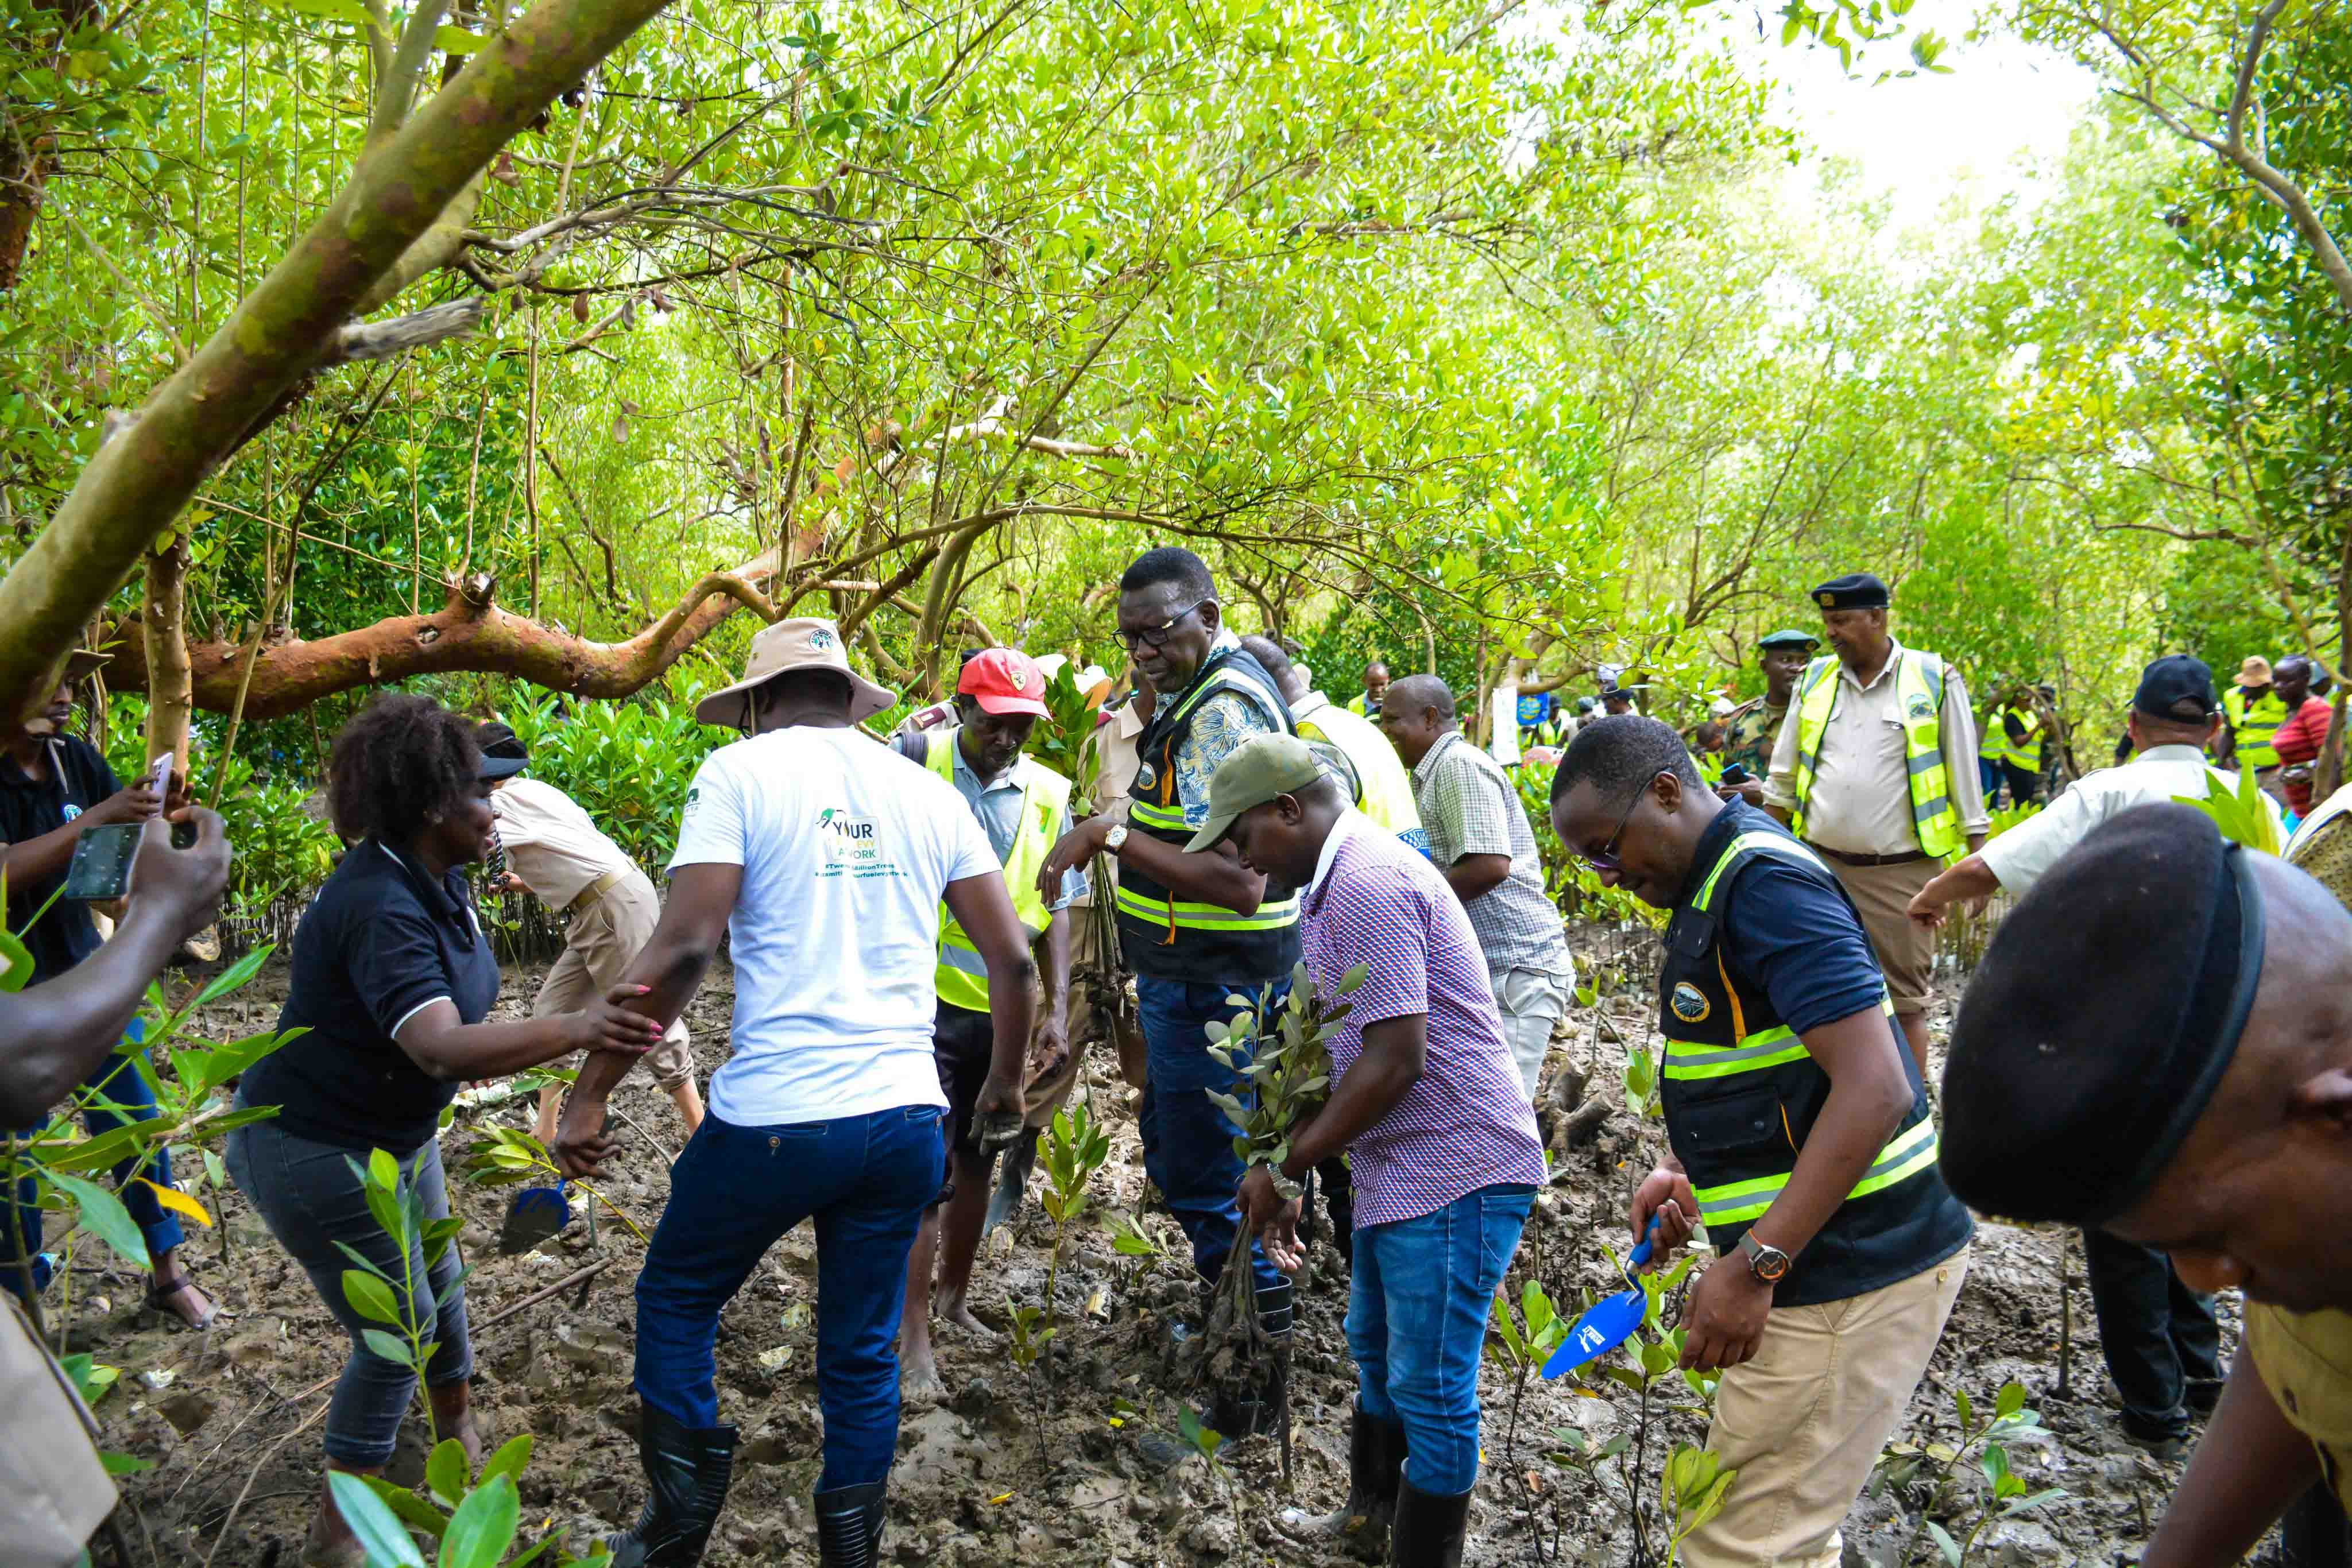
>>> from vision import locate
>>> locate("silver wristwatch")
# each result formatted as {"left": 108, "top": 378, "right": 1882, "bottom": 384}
{"left": 1102, "top": 823, "right": 1129, "bottom": 853}
{"left": 1738, "top": 1230, "right": 1792, "bottom": 1284}
{"left": 1266, "top": 1165, "right": 1305, "bottom": 1202}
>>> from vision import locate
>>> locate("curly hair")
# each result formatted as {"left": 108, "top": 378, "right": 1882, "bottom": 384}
{"left": 326, "top": 692, "right": 481, "bottom": 844}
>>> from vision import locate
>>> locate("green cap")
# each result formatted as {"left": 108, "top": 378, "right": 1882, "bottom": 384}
{"left": 1758, "top": 629, "right": 1820, "bottom": 652}
{"left": 1185, "top": 734, "right": 1326, "bottom": 852}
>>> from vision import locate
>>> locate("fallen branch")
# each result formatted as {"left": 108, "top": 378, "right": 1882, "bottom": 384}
{"left": 478, "top": 1260, "right": 610, "bottom": 1330}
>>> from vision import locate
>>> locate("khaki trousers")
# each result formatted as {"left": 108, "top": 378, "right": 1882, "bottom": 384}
{"left": 1680, "top": 1246, "right": 1970, "bottom": 1568}
{"left": 1819, "top": 854, "right": 1941, "bottom": 1015}
{"left": 534, "top": 870, "right": 695, "bottom": 1091}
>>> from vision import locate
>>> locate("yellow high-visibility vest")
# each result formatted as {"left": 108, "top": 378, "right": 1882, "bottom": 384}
{"left": 2225, "top": 685, "right": 2289, "bottom": 769}
{"left": 1296, "top": 700, "right": 1423, "bottom": 845}
{"left": 1790, "top": 651, "right": 1962, "bottom": 859}
{"left": 926, "top": 729, "right": 1070, "bottom": 1012}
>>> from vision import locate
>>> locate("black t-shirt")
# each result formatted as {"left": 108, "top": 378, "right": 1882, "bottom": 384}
{"left": 0, "top": 735, "right": 121, "bottom": 985}
{"left": 243, "top": 841, "right": 502, "bottom": 1151}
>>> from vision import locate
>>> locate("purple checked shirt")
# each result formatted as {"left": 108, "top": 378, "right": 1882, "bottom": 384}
{"left": 1300, "top": 812, "right": 1546, "bottom": 1228}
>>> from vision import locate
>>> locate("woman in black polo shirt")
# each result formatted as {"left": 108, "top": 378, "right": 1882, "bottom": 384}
{"left": 227, "top": 694, "right": 659, "bottom": 1568}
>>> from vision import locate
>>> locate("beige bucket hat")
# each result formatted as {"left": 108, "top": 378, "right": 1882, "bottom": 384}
{"left": 693, "top": 618, "right": 897, "bottom": 730}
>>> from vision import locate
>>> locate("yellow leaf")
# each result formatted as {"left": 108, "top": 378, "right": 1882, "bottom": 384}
{"left": 1107, "top": 1417, "right": 1125, "bottom": 1428}
{"left": 139, "top": 1178, "right": 212, "bottom": 1228}
{"left": 988, "top": 1492, "right": 1015, "bottom": 1505}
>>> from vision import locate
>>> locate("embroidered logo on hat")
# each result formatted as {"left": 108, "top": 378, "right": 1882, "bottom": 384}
{"left": 1671, "top": 982, "right": 1711, "bottom": 1023}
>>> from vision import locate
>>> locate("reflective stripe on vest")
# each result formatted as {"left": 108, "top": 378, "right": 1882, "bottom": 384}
{"left": 1789, "top": 652, "right": 1961, "bottom": 858}
{"left": 1692, "top": 1117, "right": 1941, "bottom": 1228}
{"left": 926, "top": 729, "right": 1069, "bottom": 1012}
{"left": 2225, "top": 686, "right": 2289, "bottom": 769}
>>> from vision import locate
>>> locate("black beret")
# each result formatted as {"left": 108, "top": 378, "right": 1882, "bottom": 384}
{"left": 1811, "top": 574, "right": 1890, "bottom": 611}
{"left": 1940, "top": 803, "right": 2266, "bottom": 1225}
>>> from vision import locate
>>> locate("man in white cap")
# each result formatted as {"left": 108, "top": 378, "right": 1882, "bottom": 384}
{"left": 554, "top": 618, "right": 1038, "bottom": 1568}
{"left": 887, "top": 648, "right": 1086, "bottom": 1401}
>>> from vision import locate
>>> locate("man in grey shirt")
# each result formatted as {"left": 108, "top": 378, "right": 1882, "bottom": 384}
{"left": 1380, "top": 675, "right": 1574, "bottom": 1095}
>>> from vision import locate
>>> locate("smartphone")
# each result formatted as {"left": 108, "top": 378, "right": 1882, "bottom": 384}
{"left": 61, "top": 822, "right": 145, "bottom": 902}
{"left": 1720, "top": 762, "right": 1751, "bottom": 785}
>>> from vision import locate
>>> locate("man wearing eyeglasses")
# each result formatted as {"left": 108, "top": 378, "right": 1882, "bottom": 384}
{"left": 1547, "top": 715, "right": 1972, "bottom": 1568}
{"left": 1036, "top": 546, "right": 1299, "bottom": 1433}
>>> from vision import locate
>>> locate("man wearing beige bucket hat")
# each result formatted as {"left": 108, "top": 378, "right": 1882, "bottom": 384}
{"left": 2219, "top": 655, "right": 2288, "bottom": 789}
{"left": 552, "top": 617, "right": 1040, "bottom": 1568}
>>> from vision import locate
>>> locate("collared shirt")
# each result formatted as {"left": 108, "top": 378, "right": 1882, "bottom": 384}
{"left": 1300, "top": 811, "right": 1545, "bottom": 1228}
{"left": 0, "top": 734, "right": 120, "bottom": 985}
{"left": 1763, "top": 641, "right": 1991, "bottom": 855}
{"left": 1409, "top": 731, "right": 1570, "bottom": 973}
{"left": 889, "top": 731, "right": 1085, "bottom": 912}
{"left": 490, "top": 777, "right": 638, "bottom": 910}
{"left": 1979, "top": 745, "right": 2284, "bottom": 893}
{"left": 1073, "top": 695, "right": 1151, "bottom": 909}
{"left": 1164, "top": 632, "right": 1281, "bottom": 828}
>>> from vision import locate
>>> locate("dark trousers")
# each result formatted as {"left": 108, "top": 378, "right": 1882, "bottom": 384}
{"left": 2284, "top": 1488, "right": 2352, "bottom": 1567}
{"left": 633, "top": 1105, "right": 943, "bottom": 1490}
{"left": 2082, "top": 1226, "right": 2221, "bottom": 1441}
{"left": 1134, "top": 976, "right": 1286, "bottom": 1298}
{"left": 5, "top": 1023, "right": 183, "bottom": 1298}
{"left": 226, "top": 1120, "right": 471, "bottom": 1467}
{"left": 2002, "top": 762, "right": 2042, "bottom": 807}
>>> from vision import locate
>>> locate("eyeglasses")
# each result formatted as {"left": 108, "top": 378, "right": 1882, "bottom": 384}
{"left": 1581, "top": 785, "right": 1648, "bottom": 871}
{"left": 1115, "top": 597, "right": 1210, "bottom": 651}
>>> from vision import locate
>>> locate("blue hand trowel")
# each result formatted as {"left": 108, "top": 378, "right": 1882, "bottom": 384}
{"left": 1542, "top": 1213, "right": 1663, "bottom": 1380}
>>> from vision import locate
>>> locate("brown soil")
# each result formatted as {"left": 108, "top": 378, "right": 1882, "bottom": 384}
{"left": 73, "top": 956, "right": 2200, "bottom": 1567}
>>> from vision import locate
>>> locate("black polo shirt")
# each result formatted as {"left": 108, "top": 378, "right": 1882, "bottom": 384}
{"left": 0, "top": 735, "right": 121, "bottom": 986}
{"left": 242, "top": 841, "right": 502, "bottom": 1152}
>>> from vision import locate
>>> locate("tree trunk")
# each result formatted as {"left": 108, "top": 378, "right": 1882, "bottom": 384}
{"left": 102, "top": 549, "right": 780, "bottom": 719}
{"left": 0, "top": 0, "right": 684, "bottom": 718}
{"left": 140, "top": 538, "right": 192, "bottom": 777}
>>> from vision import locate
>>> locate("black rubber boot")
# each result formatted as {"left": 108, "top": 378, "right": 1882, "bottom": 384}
{"left": 1389, "top": 1476, "right": 1471, "bottom": 1568}
{"left": 1277, "top": 1403, "right": 1406, "bottom": 1552}
{"left": 603, "top": 1403, "right": 738, "bottom": 1567}
{"left": 814, "top": 1479, "right": 888, "bottom": 1568}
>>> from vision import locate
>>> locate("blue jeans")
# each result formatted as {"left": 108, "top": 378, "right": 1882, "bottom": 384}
{"left": 4, "top": 1021, "right": 183, "bottom": 1298}
{"left": 635, "top": 1105, "right": 944, "bottom": 1490}
{"left": 1135, "top": 976, "right": 1285, "bottom": 1298}
{"left": 1347, "top": 1183, "right": 1534, "bottom": 1496}
{"left": 226, "top": 1120, "right": 472, "bottom": 1468}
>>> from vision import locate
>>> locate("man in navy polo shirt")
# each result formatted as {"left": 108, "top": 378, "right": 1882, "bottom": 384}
{"left": 0, "top": 651, "right": 213, "bottom": 1329}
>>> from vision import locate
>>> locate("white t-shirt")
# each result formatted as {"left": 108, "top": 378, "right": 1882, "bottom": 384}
{"left": 491, "top": 777, "right": 635, "bottom": 909}
{"left": 669, "top": 725, "right": 999, "bottom": 1126}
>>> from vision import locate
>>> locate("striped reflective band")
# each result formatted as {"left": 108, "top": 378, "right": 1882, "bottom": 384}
{"left": 1114, "top": 883, "right": 1299, "bottom": 931}
{"left": 1692, "top": 833, "right": 1829, "bottom": 912}
{"left": 938, "top": 939, "right": 989, "bottom": 977}
{"left": 1692, "top": 1117, "right": 1940, "bottom": 1227}
{"left": 1130, "top": 800, "right": 1189, "bottom": 831}
{"left": 1663, "top": 1027, "right": 1805, "bottom": 1079}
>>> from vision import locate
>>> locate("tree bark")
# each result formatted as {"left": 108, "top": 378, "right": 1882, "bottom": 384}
{"left": 0, "top": 0, "right": 683, "bottom": 719}
{"left": 140, "top": 537, "right": 192, "bottom": 776}
{"left": 102, "top": 548, "right": 780, "bottom": 719}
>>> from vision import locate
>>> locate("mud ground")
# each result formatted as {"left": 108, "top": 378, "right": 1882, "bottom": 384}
{"left": 68, "top": 950, "right": 2229, "bottom": 1567}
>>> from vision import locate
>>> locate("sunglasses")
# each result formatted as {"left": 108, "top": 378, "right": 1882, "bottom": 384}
{"left": 1116, "top": 597, "right": 1211, "bottom": 651}
{"left": 1581, "top": 785, "right": 1648, "bottom": 872}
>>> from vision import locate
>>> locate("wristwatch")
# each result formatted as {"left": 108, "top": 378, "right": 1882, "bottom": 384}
{"left": 1265, "top": 1164, "right": 1305, "bottom": 1203}
{"left": 1737, "top": 1230, "right": 1792, "bottom": 1284}
{"left": 1102, "top": 822, "right": 1130, "bottom": 853}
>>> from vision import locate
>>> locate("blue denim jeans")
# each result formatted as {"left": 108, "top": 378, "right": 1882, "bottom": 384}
{"left": 1135, "top": 975, "right": 1286, "bottom": 1297}
{"left": 5, "top": 1020, "right": 183, "bottom": 1298}
{"left": 1347, "top": 1183, "right": 1535, "bottom": 1496}
{"left": 635, "top": 1104, "right": 945, "bottom": 1490}
{"left": 226, "top": 1120, "right": 471, "bottom": 1468}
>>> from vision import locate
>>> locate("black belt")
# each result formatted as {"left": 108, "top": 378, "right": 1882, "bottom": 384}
{"left": 1805, "top": 842, "right": 1931, "bottom": 868}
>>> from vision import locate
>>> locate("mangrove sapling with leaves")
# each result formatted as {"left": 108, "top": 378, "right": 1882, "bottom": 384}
{"left": 1874, "top": 1379, "right": 2063, "bottom": 1568}
{"left": 1007, "top": 1103, "right": 1113, "bottom": 1458}
{"left": 331, "top": 1147, "right": 613, "bottom": 1566}
{"left": 1189, "top": 961, "right": 1366, "bottom": 1476}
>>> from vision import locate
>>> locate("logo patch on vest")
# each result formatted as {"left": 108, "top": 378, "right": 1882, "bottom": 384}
{"left": 1133, "top": 763, "right": 1156, "bottom": 793}
{"left": 1670, "top": 982, "right": 1711, "bottom": 1024}
{"left": 1906, "top": 693, "right": 1933, "bottom": 722}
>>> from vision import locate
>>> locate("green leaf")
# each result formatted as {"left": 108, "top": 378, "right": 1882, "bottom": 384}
{"left": 328, "top": 1470, "right": 428, "bottom": 1567}
{"left": 1994, "top": 1380, "right": 2026, "bottom": 1420}
{"left": 363, "top": 1477, "right": 454, "bottom": 1539}
{"left": 99, "top": 1450, "right": 154, "bottom": 1477}
{"left": 478, "top": 1434, "right": 533, "bottom": 1489}
{"left": 363, "top": 1328, "right": 423, "bottom": 1369}
{"left": 1926, "top": 1520, "right": 1962, "bottom": 1568}
{"left": 194, "top": 945, "right": 273, "bottom": 1008}
{"left": 434, "top": 24, "right": 488, "bottom": 52}
{"left": 343, "top": 1269, "right": 403, "bottom": 1326}
{"left": 425, "top": 1437, "right": 470, "bottom": 1508}
{"left": 0, "top": 927, "right": 33, "bottom": 993}
{"left": 47, "top": 1171, "right": 150, "bottom": 1271}
{"left": 439, "top": 1473, "right": 520, "bottom": 1567}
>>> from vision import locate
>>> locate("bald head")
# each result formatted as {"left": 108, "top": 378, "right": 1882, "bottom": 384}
{"left": 1384, "top": 674, "right": 1452, "bottom": 722}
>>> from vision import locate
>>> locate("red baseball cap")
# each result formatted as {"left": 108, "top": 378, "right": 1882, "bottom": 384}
{"left": 958, "top": 647, "right": 1052, "bottom": 718}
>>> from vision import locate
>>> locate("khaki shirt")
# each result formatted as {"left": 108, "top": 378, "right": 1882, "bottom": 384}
{"left": 2246, "top": 1303, "right": 2352, "bottom": 1510}
{"left": 1071, "top": 695, "right": 1150, "bottom": 908}
{"left": 1, "top": 1293, "right": 115, "bottom": 1565}
{"left": 1762, "top": 641, "right": 1991, "bottom": 856}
